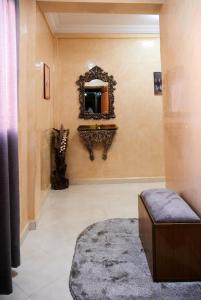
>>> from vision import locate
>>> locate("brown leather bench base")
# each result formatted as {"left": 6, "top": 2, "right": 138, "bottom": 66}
{"left": 138, "top": 194, "right": 201, "bottom": 282}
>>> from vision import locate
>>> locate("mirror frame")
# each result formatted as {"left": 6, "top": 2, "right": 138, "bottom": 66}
{"left": 76, "top": 66, "right": 117, "bottom": 119}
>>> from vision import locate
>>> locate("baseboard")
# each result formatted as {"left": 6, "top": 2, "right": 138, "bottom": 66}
{"left": 71, "top": 177, "right": 165, "bottom": 185}
{"left": 20, "top": 222, "right": 30, "bottom": 245}
{"left": 20, "top": 185, "right": 51, "bottom": 244}
{"left": 28, "top": 220, "right": 37, "bottom": 230}
{"left": 20, "top": 220, "right": 38, "bottom": 245}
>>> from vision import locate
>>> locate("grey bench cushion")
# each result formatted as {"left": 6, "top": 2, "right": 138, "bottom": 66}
{"left": 141, "top": 189, "right": 201, "bottom": 223}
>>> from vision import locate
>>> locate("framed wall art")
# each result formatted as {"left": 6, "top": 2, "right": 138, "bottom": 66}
{"left": 44, "top": 63, "right": 50, "bottom": 99}
{"left": 153, "top": 72, "right": 162, "bottom": 95}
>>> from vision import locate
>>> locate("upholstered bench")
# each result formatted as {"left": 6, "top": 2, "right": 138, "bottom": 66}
{"left": 138, "top": 188, "right": 201, "bottom": 282}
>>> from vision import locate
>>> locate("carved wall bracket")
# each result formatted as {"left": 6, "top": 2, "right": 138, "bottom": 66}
{"left": 78, "top": 125, "right": 118, "bottom": 160}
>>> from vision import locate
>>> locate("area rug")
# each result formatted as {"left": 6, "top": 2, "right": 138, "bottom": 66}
{"left": 69, "top": 218, "right": 201, "bottom": 300}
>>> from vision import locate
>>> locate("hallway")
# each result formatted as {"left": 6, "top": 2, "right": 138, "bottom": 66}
{"left": 2, "top": 0, "right": 201, "bottom": 297}
{"left": 4, "top": 182, "right": 164, "bottom": 300}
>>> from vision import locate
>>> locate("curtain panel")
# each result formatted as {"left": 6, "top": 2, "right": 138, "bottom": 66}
{"left": 0, "top": 0, "right": 20, "bottom": 294}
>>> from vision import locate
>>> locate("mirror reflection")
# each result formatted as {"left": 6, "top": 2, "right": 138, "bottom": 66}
{"left": 84, "top": 80, "right": 109, "bottom": 114}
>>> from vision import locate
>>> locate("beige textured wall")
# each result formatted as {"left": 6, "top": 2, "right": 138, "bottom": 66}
{"left": 19, "top": 1, "right": 54, "bottom": 233}
{"left": 19, "top": 0, "right": 36, "bottom": 232}
{"left": 160, "top": 0, "right": 201, "bottom": 215}
{"left": 35, "top": 4, "right": 54, "bottom": 217}
{"left": 54, "top": 38, "right": 164, "bottom": 181}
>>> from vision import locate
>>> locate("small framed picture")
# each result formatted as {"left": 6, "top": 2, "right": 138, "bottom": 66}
{"left": 153, "top": 72, "right": 162, "bottom": 95}
{"left": 44, "top": 63, "right": 50, "bottom": 99}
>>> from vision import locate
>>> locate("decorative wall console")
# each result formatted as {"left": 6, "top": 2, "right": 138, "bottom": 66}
{"left": 78, "top": 124, "right": 118, "bottom": 160}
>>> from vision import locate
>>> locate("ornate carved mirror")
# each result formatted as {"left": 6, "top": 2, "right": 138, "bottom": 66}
{"left": 76, "top": 66, "right": 117, "bottom": 119}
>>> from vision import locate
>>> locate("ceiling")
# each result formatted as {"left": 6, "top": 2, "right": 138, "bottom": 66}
{"left": 45, "top": 13, "right": 160, "bottom": 34}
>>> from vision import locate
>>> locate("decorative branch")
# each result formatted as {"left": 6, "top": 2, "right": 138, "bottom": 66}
{"left": 51, "top": 124, "right": 70, "bottom": 190}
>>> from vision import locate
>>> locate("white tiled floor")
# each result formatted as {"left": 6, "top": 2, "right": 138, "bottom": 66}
{"left": 1, "top": 182, "right": 164, "bottom": 300}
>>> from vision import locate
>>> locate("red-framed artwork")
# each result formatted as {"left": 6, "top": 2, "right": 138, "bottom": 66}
{"left": 44, "top": 63, "right": 50, "bottom": 99}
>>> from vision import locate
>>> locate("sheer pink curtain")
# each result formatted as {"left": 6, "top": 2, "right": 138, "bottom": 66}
{"left": 0, "top": 0, "right": 18, "bottom": 132}
{"left": 0, "top": 0, "right": 20, "bottom": 294}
